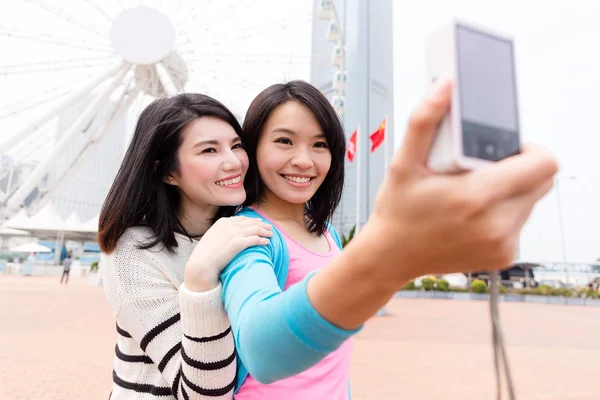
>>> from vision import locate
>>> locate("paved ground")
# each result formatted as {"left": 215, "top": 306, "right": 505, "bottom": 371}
{"left": 0, "top": 275, "right": 596, "bottom": 400}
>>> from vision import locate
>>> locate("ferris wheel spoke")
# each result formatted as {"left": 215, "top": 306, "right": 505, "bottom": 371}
{"left": 0, "top": 74, "right": 99, "bottom": 117}
{"left": 155, "top": 61, "right": 182, "bottom": 96}
{"left": 0, "top": 89, "right": 74, "bottom": 119}
{"left": 4, "top": 62, "right": 132, "bottom": 213}
{"left": 176, "top": 16, "right": 309, "bottom": 51}
{"left": 0, "top": 26, "right": 112, "bottom": 53}
{"left": 26, "top": 0, "right": 109, "bottom": 39}
{"left": 185, "top": 52, "right": 312, "bottom": 65}
{"left": 176, "top": 2, "right": 249, "bottom": 42}
{"left": 194, "top": 13, "right": 312, "bottom": 44}
{"left": 1, "top": 60, "right": 117, "bottom": 76}
{"left": 35, "top": 84, "right": 141, "bottom": 207}
{"left": 188, "top": 65, "right": 263, "bottom": 88}
{"left": 0, "top": 55, "right": 117, "bottom": 75}
{"left": 0, "top": 62, "right": 125, "bottom": 156}
{"left": 82, "top": 0, "right": 113, "bottom": 22}
{"left": 8, "top": 125, "right": 56, "bottom": 163}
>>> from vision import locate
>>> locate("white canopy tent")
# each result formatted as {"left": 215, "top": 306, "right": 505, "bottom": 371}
{"left": 9, "top": 242, "right": 52, "bottom": 253}
{"left": 3, "top": 203, "right": 99, "bottom": 264}
{"left": 4, "top": 203, "right": 98, "bottom": 241}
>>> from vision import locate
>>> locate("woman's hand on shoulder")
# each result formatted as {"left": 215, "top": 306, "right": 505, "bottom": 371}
{"left": 184, "top": 216, "right": 273, "bottom": 292}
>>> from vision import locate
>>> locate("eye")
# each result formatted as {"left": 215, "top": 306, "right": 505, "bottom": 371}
{"left": 201, "top": 148, "right": 217, "bottom": 154}
{"left": 314, "top": 141, "right": 329, "bottom": 148}
{"left": 232, "top": 142, "right": 244, "bottom": 150}
{"left": 275, "top": 137, "right": 292, "bottom": 145}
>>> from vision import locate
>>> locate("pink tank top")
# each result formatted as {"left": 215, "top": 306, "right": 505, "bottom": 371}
{"left": 234, "top": 212, "right": 353, "bottom": 400}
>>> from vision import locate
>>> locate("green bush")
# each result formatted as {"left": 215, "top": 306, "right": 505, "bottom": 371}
{"left": 471, "top": 279, "right": 488, "bottom": 293}
{"left": 578, "top": 289, "right": 600, "bottom": 299}
{"left": 402, "top": 280, "right": 416, "bottom": 290}
{"left": 557, "top": 288, "right": 572, "bottom": 297}
{"left": 421, "top": 277, "right": 435, "bottom": 291}
{"left": 450, "top": 287, "right": 469, "bottom": 293}
{"left": 90, "top": 261, "right": 99, "bottom": 273}
{"left": 437, "top": 279, "right": 450, "bottom": 292}
{"left": 516, "top": 288, "right": 534, "bottom": 295}
{"left": 518, "top": 286, "right": 573, "bottom": 297}
{"left": 536, "top": 284, "right": 554, "bottom": 296}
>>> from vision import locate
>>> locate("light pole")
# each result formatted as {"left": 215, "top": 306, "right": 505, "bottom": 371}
{"left": 556, "top": 176, "right": 576, "bottom": 286}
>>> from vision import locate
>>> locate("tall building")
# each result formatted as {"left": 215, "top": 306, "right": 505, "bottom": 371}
{"left": 311, "top": 0, "right": 394, "bottom": 236}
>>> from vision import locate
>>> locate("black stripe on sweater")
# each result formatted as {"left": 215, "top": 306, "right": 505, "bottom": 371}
{"left": 181, "top": 370, "right": 236, "bottom": 397}
{"left": 171, "top": 370, "right": 181, "bottom": 398}
{"left": 140, "top": 313, "right": 181, "bottom": 351}
{"left": 158, "top": 342, "right": 181, "bottom": 373}
{"left": 181, "top": 386, "right": 190, "bottom": 400}
{"left": 181, "top": 346, "right": 235, "bottom": 371}
{"left": 112, "top": 370, "right": 171, "bottom": 397}
{"left": 184, "top": 326, "right": 231, "bottom": 343}
{"left": 115, "top": 344, "right": 153, "bottom": 364}
{"left": 116, "top": 323, "right": 132, "bottom": 338}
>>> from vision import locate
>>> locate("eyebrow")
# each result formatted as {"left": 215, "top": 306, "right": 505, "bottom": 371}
{"left": 271, "top": 127, "right": 325, "bottom": 139}
{"left": 192, "top": 137, "right": 241, "bottom": 149}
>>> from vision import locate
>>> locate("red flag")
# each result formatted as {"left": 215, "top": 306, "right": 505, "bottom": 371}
{"left": 347, "top": 129, "right": 358, "bottom": 162}
{"left": 369, "top": 119, "right": 386, "bottom": 153}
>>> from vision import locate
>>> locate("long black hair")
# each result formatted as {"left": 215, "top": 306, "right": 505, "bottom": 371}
{"left": 98, "top": 93, "right": 242, "bottom": 254}
{"left": 241, "top": 80, "right": 346, "bottom": 235}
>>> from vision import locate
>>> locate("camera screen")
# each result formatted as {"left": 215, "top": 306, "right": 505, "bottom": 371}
{"left": 457, "top": 24, "right": 520, "bottom": 161}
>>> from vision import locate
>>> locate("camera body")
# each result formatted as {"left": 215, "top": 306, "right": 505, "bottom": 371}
{"left": 426, "top": 18, "right": 521, "bottom": 173}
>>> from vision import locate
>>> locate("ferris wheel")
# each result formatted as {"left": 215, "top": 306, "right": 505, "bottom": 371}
{"left": 0, "top": 0, "right": 315, "bottom": 220}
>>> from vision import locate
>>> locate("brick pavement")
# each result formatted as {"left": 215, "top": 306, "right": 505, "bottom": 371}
{"left": 0, "top": 275, "right": 597, "bottom": 400}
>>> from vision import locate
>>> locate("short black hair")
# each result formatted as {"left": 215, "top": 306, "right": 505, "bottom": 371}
{"left": 99, "top": 93, "right": 242, "bottom": 254}
{"left": 241, "top": 80, "right": 345, "bottom": 235}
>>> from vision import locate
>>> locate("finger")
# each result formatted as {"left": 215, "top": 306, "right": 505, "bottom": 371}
{"left": 505, "top": 177, "right": 555, "bottom": 232}
{"left": 242, "top": 226, "right": 274, "bottom": 238}
{"left": 468, "top": 176, "right": 554, "bottom": 253}
{"left": 467, "top": 144, "right": 558, "bottom": 204}
{"left": 241, "top": 236, "right": 270, "bottom": 248}
{"left": 395, "top": 79, "right": 453, "bottom": 167}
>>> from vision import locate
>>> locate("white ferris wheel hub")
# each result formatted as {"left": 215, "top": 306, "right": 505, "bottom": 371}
{"left": 110, "top": 6, "right": 175, "bottom": 65}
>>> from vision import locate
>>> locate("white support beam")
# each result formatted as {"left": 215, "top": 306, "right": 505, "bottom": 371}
{"left": 155, "top": 61, "right": 182, "bottom": 96}
{"left": 0, "top": 62, "right": 124, "bottom": 156}
{"left": 3, "top": 63, "right": 132, "bottom": 215}
{"left": 31, "top": 85, "right": 141, "bottom": 210}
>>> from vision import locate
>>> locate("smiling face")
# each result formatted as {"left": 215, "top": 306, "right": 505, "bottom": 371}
{"left": 170, "top": 116, "right": 249, "bottom": 208}
{"left": 255, "top": 100, "right": 332, "bottom": 206}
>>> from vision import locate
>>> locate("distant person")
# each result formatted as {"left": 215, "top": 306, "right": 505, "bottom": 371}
{"left": 23, "top": 252, "right": 36, "bottom": 276}
{"left": 60, "top": 254, "right": 72, "bottom": 284}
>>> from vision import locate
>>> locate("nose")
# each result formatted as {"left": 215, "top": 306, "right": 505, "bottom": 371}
{"left": 290, "top": 147, "right": 313, "bottom": 169}
{"left": 222, "top": 148, "right": 242, "bottom": 171}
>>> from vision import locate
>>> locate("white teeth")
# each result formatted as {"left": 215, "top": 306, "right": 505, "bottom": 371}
{"left": 284, "top": 175, "right": 311, "bottom": 183}
{"left": 216, "top": 176, "right": 241, "bottom": 186}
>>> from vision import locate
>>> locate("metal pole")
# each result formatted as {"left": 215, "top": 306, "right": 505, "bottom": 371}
{"left": 4, "top": 63, "right": 131, "bottom": 215}
{"left": 0, "top": 62, "right": 125, "bottom": 155}
{"left": 556, "top": 178, "right": 570, "bottom": 286}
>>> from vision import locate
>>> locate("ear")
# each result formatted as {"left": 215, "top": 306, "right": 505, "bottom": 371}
{"left": 156, "top": 160, "right": 179, "bottom": 187}
{"left": 164, "top": 174, "right": 179, "bottom": 187}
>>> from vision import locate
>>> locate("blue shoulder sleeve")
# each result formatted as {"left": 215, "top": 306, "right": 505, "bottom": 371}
{"left": 220, "top": 208, "right": 359, "bottom": 389}
{"left": 326, "top": 222, "right": 343, "bottom": 250}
